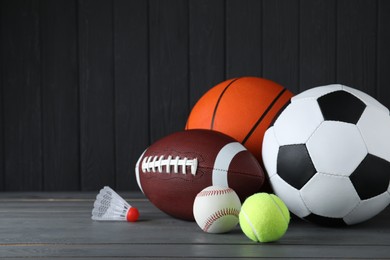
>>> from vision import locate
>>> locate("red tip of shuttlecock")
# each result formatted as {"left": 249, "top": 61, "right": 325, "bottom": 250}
{"left": 126, "top": 207, "right": 140, "bottom": 222}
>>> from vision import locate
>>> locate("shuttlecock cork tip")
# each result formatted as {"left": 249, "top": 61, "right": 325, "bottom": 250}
{"left": 127, "top": 207, "right": 140, "bottom": 222}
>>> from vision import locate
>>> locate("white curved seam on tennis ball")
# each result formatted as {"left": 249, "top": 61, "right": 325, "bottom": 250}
{"left": 241, "top": 208, "right": 261, "bottom": 242}
{"left": 269, "top": 195, "right": 289, "bottom": 224}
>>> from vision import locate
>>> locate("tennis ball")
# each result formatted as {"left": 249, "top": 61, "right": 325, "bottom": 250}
{"left": 239, "top": 193, "right": 290, "bottom": 242}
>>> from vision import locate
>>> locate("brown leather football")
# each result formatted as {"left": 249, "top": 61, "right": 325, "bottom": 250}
{"left": 135, "top": 129, "right": 265, "bottom": 221}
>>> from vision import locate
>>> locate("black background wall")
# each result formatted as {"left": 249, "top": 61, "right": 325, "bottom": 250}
{"left": 1, "top": 0, "right": 389, "bottom": 191}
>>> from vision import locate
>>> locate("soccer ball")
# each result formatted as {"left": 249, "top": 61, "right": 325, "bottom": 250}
{"left": 262, "top": 84, "right": 390, "bottom": 226}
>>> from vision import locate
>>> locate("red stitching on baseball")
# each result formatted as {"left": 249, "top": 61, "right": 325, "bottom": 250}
{"left": 197, "top": 188, "right": 233, "bottom": 197}
{"left": 203, "top": 208, "right": 240, "bottom": 232}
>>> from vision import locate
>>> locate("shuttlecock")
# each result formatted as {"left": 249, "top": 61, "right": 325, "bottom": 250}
{"left": 92, "top": 186, "right": 139, "bottom": 222}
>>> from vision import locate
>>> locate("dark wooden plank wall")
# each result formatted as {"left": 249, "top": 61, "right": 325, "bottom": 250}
{"left": 0, "top": 0, "right": 389, "bottom": 191}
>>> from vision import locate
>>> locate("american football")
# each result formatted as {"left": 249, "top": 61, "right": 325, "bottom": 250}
{"left": 135, "top": 129, "right": 265, "bottom": 221}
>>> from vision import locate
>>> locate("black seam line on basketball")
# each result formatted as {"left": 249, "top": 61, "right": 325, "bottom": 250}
{"left": 210, "top": 77, "right": 241, "bottom": 129}
{"left": 242, "top": 88, "right": 288, "bottom": 145}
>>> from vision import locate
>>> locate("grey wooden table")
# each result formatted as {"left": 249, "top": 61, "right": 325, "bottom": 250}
{"left": 0, "top": 192, "right": 389, "bottom": 259}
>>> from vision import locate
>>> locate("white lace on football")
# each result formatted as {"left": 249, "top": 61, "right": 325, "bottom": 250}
{"left": 142, "top": 155, "right": 198, "bottom": 176}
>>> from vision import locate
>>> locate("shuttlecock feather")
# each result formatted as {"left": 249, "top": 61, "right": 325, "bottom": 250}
{"left": 92, "top": 186, "right": 139, "bottom": 222}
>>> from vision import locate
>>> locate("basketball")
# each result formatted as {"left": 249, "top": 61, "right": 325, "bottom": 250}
{"left": 185, "top": 77, "right": 293, "bottom": 163}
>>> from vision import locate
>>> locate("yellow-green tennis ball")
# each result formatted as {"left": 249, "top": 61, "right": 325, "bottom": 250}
{"left": 239, "top": 193, "right": 290, "bottom": 243}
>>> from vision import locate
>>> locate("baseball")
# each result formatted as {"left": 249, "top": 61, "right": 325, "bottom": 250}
{"left": 193, "top": 186, "right": 241, "bottom": 233}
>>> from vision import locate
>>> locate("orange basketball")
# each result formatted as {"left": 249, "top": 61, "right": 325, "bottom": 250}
{"left": 185, "top": 77, "right": 293, "bottom": 163}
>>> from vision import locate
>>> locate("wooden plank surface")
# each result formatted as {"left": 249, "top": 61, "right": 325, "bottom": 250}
{"left": 1, "top": 0, "right": 43, "bottom": 191}
{"left": 0, "top": 192, "right": 390, "bottom": 258}
{"left": 149, "top": 0, "right": 189, "bottom": 142}
{"left": 1, "top": 0, "right": 390, "bottom": 193}
{"left": 113, "top": 0, "right": 149, "bottom": 191}
{"left": 189, "top": 0, "right": 225, "bottom": 108}
{"left": 40, "top": 0, "right": 80, "bottom": 191}
{"left": 336, "top": 0, "right": 377, "bottom": 95}
{"left": 0, "top": 0, "right": 3, "bottom": 190}
{"left": 262, "top": 0, "right": 300, "bottom": 93}
{"left": 226, "top": 0, "right": 262, "bottom": 78}
{"left": 300, "top": 0, "right": 336, "bottom": 90}
{"left": 377, "top": 0, "right": 390, "bottom": 110}
{"left": 78, "top": 0, "right": 116, "bottom": 190}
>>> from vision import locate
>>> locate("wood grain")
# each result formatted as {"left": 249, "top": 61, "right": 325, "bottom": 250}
{"left": 0, "top": 192, "right": 390, "bottom": 258}
{"left": 1, "top": 0, "right": 43, "bottom": 190}
{"left": 0, "top": 0, "right": 390, "bottom": 191}
{"left": 300, "top": 0, "right": 336, "bottom": 91}
{"left": 114, "top": 0, "right": 149, "bottom": 191}
{"left": 149, "top": 0, "right": 189, "bottom": 142}
{"left": 337, "top": 0, "right": 377, "bottom": 95}
{"left": 377, "top": 0, "right": 390, "bottom": 110}
{"left": 226, "top": 0, "right": 262, "bottom": 79}
{"left": 189, "top": 0, "right": 225, "bottom": 108}
{"left": 78, "top": 0, "right": 115, "bottom": 190}
{"left": 41, "top": 0, "right": 80, "bottom": 191}
{"left": 0, "top": 0, "right": 3, "bottom": 190}
{"left": 262, "top": 0, "right": 300, "bottom": 93}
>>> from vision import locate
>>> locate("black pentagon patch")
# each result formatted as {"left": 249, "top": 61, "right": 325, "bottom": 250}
{"left": 277, "top": 144, "right": 316, "bottom": 190}
{"left": 350, "top": 154, "right": 390, "bottom": 200}
{"left": 304, "top": 213, "right": 347, "bottom": 227}
{"left": 317, "top": 90, "right": 366, "bottom": 124}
